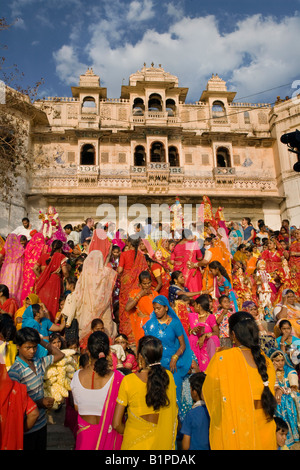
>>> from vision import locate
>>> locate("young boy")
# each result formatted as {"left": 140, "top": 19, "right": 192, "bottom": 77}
{"left": 181, "top": 372, "right": 210, "bottom": 450}
{"left": 8, "top": 327, "right": 64, "bottom": 450}
{"left": 275, "top": 416, "right": 289, "bottom": 450}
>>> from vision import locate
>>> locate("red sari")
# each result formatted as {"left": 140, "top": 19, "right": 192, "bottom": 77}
{"left": 0, "top": 298, "right": 18, "bottom": 317}
{"left": 0, "top": 364, "right": 37, "bottom": 450}
{"left": 149, "top": 262, "right": 171, "bottom": 298}
{"left": 289, "top": 241, "right": 300, "bottom": 285}
{"left": 170, "top": 240, "right": 202, "bottom": 293}
{"left": 260, "top": 249, "right": 283, "bottom": 275}
{"left": 34, "top": 252, "right": 67, "bottom": 321}
{"left": 118, "top": 249, "right": 148, "bottom": 345}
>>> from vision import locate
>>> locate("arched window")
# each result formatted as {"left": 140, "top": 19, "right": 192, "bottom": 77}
{"left": 134, "top": 145, "right": 146, "bottom": 166}
{"left": 216, "top": 146, "right": 231, "bottom": 167}
{"left": 133, "top": 98, "right": 145, "bottom": 115}
{"left": 80, "top": 144, "right": 95, "bottom": 165}
{"left": 148, "top": 93, "right": 162, "bottom": 112}
{"left": 82, "top": 96, "right": 96, "bottom": 109}
{"left": 150, "top": 141, "right": 165, "bottom": 163}
{"left": 166, "top": 98, "right": 176, "bottom": 116}
{"left": 212, "top": 100, "right": 226, "bottom": 118}
{"left": 168, "top": 146, "right": 179, "bottom": 166}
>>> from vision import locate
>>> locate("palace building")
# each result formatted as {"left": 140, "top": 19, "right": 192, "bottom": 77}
{"left": 1, "top": 64, "right": 300, "bottom": 233}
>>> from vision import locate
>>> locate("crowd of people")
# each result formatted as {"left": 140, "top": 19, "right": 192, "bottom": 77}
{"left": 1, "top": 197, "right": 300, "bottom": 451}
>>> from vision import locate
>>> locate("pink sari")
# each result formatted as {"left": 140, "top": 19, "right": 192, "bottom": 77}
{"left": 188, "top": 311, "right": 220, "bottom": 372}
{"left": 171, "top": 240, "right": 203, "bottom": 293}
{"left": 0, "top": 234, "right": 24, "bottom": 308}
{"left": 75, "top": 370, "right": 124, "bottom": 450}
{"left": 21, "top": 233, "right": 46, "bottom": 302}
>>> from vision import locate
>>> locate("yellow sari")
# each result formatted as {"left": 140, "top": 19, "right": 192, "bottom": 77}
{"left": 202, "top": 347, "right": 277, "bottom": 450}
{"left": 14, "top": 293, "right": 40, "bottom": 330}
{"left": 116, "top": 370, "right": 178, "bottom": 450}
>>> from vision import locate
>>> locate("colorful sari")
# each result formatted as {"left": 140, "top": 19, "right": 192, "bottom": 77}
{"left": 170, "top": 240, "right": 202, "bottom": 293}
{"left": 289, "top": 241, "right": 300, "bottom": 285}
{"left": 75, "top": 370, "right": 124, "bottom": 450}
{"left": 260, "top": 249, "right": 283, "bottom": 275}
{"left": 21, "top": 233, "right": 46, "bottom": 302}
{"left": 127, "top": 288, "right": 158, "bottom": 347}
{"left": 0, "top": 298, "right": 18, "bottom": 317}
{"left": 0, "top": 234, "right": 24, "bottom": 308}
{"left": 0, "top": 363, "right": 38, "bottom": 450}
{"left": 149, "top": 262, "right": 171, "bottom": 298}
{"left": 34, "top": 252, "right": 68, "bottom": 321}
{"left": 188, "top": 311, "right": 220, "bottom": 372}
{"left": 203, "top": 347, "right": 277, "bottom": 450}
{"left": 14, "top": 293, "right": 40, "bottom": 330}
{"left": 117, "top": 370, "right": 178, "bottom": 450}
{"left": 71, "top": 250, "right": 117, "bottom": 342}
{"left": 143, "top": 295, "right": 193, "bottom": 415}
{"left": 88, "top": 228, "right": 111, "bottom": 263}
{"left": 118, "top": 249, "right": 148, "bottom": 345}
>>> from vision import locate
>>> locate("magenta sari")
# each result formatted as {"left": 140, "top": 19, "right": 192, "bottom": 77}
{"left": 0, "top": 234, "right": 24, "bottom": 307}
{"left": 21, "top": 233, "right": 46, "bottom": 302}
{"left": 170, "top": 240, "right": 203, "bottom": 293}
{"left": 75, "top": 370, "right": 124, "bottom": 450}
{"left": 188, "top": 311, "right": 220, "bottom": 372}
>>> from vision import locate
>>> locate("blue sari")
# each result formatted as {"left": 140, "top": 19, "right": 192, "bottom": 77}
{"left": 143, "top": 295, "right": 193, "bottom": 416}
{"left": 21, "top": 306, "right": 48, "bottom": 358}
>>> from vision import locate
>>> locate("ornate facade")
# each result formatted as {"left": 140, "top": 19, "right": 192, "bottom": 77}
{"left": 1, "top": 64, "right": 300, "bottom": 233}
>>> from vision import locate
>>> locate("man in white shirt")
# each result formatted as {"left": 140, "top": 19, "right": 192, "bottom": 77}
{"left": 64, "top": 224, "right": 80, "bottom": 245}
{"left": 12, "top": 217, "right": 33, "bottom": 240}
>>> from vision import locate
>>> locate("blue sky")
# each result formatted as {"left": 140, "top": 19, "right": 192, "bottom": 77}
{"left": 1, "top": 0, "right": 300, "bottom": 104}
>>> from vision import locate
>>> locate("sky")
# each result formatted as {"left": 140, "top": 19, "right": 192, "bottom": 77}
{"left": 1, "top": 0, "right": 300, "bottom": 104}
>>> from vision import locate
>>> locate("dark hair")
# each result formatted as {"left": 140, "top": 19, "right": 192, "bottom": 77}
{"left": 46, "top": 240, "right": 64, "bottom": 265}
{"left": 66, "top": 276, "right": 77, "bottom": 288}
{"left": 31, "top": 304, "right": 41, "bottom": 318}
{"left": 274, "top": 416, "right": 289, "bottom": 433}
{"left": 170, "top": 270, "right": 182, "bottom": 285}
{"left": 218, "top": 294, "right": 230, "bottom": 305}
{"left": 0, "top": 313, "right": 16, "bottom": 342}
{"left": 0, "top": 284, "right": 9, "bottom": 299}
{"left": 127, "top": 235, "right": 141, "bottom": 259}
{"left": 64, "top": 224, "right": 73, "bottom": 231}
{"left": 138, "top": 335, "right": 170, "bottom": 411}
{"left": 112, "top": 245, "right": 121, "bottom": 251}
{"left": 195, "top": 294, "right": 212, "bottom": 313}
{"left": 115, "top": 333, "right": 136, "bottom": 356}
{"left": 278, "top": 319, "right": 292, "bottom": 330}
{"left": 139, "top": 270, "right": 151, "bottom": 283}
{"left": 229, "top": 311, "right": 277, "bottom": 421}
{"left": 189, "top": 372, "right": 206, "bottom": 398}
{"left": 209, "top": 260, "right": 230, "bottom": 282}
{"left": 67, "top": 240, "right": 75, "bottom": 249}
{"left": 15, "top": 327, "right": 41, "bottom": 346}
{"left": 87, "top": 331, "right": 110, "bottom": 377}
{"left": 49, "top": 332, "right": 66, "bottom": 348}
{"left": 79, "top": 352, "right": 89, "bottom": 369}
{"left": 91, "top": 318, "right": 104, "bottom": 329}
{"left": 22, "top": 217, "right": 29, "bottom": 223}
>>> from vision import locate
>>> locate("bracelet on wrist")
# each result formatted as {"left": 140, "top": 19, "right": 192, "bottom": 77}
{"left": 172, "top": 354, "right": 179, "bottom": 361}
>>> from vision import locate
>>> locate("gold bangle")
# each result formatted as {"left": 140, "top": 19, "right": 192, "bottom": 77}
{"left": 172, "top": 354, "right": 179, "bottom": 361}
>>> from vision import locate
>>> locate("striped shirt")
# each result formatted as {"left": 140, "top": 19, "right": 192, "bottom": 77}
{"left": 8, "top": 354, "right": 54, "bottom": 434}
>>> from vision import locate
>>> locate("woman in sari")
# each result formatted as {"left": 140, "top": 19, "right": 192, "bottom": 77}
{"left": 203, "top": 311, "right": 277, "bottom": 450}
{"left": 21, "top": 232, "right": 46, "bottom": 302}
{"left": 34, "top": 240, "right": 69, "bottom": 322}
{"left": 260, "top": 238, "right": 283, "bottom": 276}
{"left": 65, "top": 250, "right": 117, "bottom": 344}
{"left": 14, "top": 293, "right": 40, "bottom": 331}
{"left": 188, "top": 294, "right": 220, "bottom": 372}
{"left": 156, "top": 239, "right": 175, "bottom": 270}
{"left": 289, "top": 228, "right": 300, "bottom": 286}
{"left": 71, "top": 331, "right": 123, "bottom": 450}
{"left": 117, "top": 236, "right": 148, "bottom": 345}
{"left": 0, "top": 362, "right": 39, "bottom": 450}
{"left": 145, "top": 254, "right": 171, "bottom": 298}
{"left": 0, "top": 234, "right": 25, "bottom": 308}
{"left": 271, "top": 350, "right": 300, "bottom": 448}
{"left": 273, "top": 289, "right": 300, "bottom": 338}
{"left": 0, "top": 285, "right": 18, "bottom": 318}
{"left": 112, "top": 335, "right": 178, "bottom": 450}
{"left": 125, "top": 271, "right": 158, "bottom": 348}
{"left": 228, "top": 222, "right": 243, "bottom": 256}
{"left": 170, "top": 229, "right": 203, "bottom": 293}
{"left": 208, "top": 260, "right": 239, "bottom": 312}
{"left": 143, "top": 295, "right": 193, "bottom": 416}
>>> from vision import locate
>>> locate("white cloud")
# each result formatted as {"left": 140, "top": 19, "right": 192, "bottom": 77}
{"left": 126, "top": 0, "right": 155, "bottom": 21}
{"left": 53, "top": 11, "right": 300, "bottom": 103}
